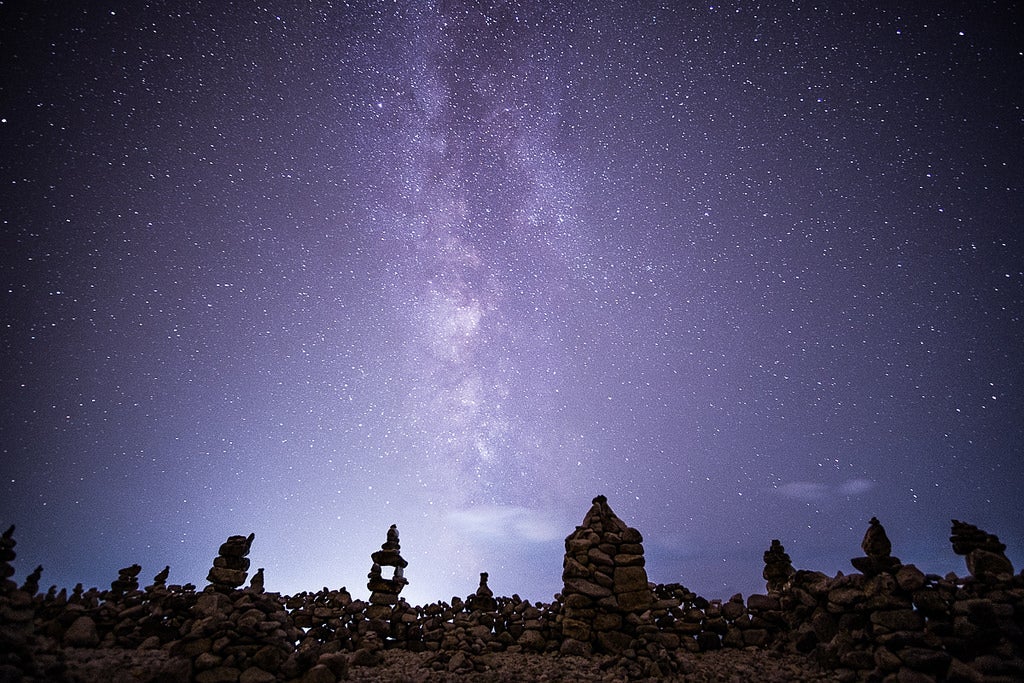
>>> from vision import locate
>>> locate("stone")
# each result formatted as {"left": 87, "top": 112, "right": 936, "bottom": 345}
{"left": 967, "top": 548, "right": 1014, "bottom": 579}
{"left": 900, "top": 647, "right": 951, "bottom": 674}
{"left": 249, "top": 568, "right": 265, "bottom": 593}
{"left": 196, "top": 667, "right": 242, "bottom": 683}
{"left": 63, "top": 615, "right": 99, "bottom": 647}
{"left": 300, "top": 664, "right": 336, "bottom": 683}
{"left": 895, "top": 564, "right": 926, "bottom": 592}
{"left": 239, "top": 667, "right": 276, "bottom": 683}
{"left": 870, "top": 609, "right": 924, "bottom": 632}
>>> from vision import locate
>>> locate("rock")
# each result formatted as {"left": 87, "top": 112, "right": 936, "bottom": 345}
{"left": 64, "top": 615, "right": 100, "bottom": 647}
{"left": 870, "top": 609, "right": 924, "bottom": 632}
{"left": 895, "top": 564, "right": 926, "bottom": 592}
{"left": 196, "top": 667, "right": 242, "bottom": 683}
{"left": 899, "top": 647, "right": 951, "bottom": 674}
{"left": 300, "top": 664, "right": 336, "bottom": 683}
{"left": 239, "top": 667, "right": 276, "bottom": 683}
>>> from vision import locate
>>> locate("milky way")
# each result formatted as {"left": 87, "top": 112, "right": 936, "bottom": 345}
{"left": 1, "top": 2, "right": 1022, "bottom": 605}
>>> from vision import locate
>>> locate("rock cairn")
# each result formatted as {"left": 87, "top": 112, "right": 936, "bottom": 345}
{"left": 850, "top": 516, "right": 901, "bottom": 576}
{"left": 763, "top": 539, "right": 795, "bottom": 593}
{"left": 0, "top": 526, "right": 38, "bottom": 677}
{"left": 366, "top": 524, "right": 408, "bottom": 619}
{"left": 207, "top": 532, "right": 255, "bottom": 590}
{"left": 950, "top": 519, "right": 1014, "bottom": 579}
{"left": 559, "top": 494, "right": 654, "bottom": 656}
{"left": 20, "top": 564, "right": 42, "bottom": 597}
{"left": 467, "top": 572, "right": 496, "bottom": 612}
{"left": 109, "top": 563, "right": 142, "bottom": 598}
{"left": 146, "top": 565, "right": 170, "bottom": 592}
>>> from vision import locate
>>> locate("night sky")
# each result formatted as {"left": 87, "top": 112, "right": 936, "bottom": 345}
{"left": 2, "top": 1, "right": 1022, "bottom": 606}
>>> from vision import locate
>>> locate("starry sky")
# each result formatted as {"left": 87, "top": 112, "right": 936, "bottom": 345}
{"left": 2, "top": 1, "right": 1022, "bottom": 605}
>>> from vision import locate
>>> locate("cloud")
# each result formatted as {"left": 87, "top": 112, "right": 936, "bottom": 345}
{"left": 777, "top": 478, "right": 874, "bottom": 501}
{"left": 777, "top": 481, "right": 829, "bottom": 501}
{"left": 838, "top": 478, "right": 875, "bottom": 496}
{"left": 448, "top": 505, "right": 562, "bottom": 542}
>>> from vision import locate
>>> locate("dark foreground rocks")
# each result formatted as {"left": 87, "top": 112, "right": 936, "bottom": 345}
{"left": 2, "top": 508, "right": 1022, "bottom": 682}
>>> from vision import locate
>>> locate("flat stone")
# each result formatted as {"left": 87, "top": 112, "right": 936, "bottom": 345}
{"left": 564, "top": 578, "right": 612, "bottom": 598}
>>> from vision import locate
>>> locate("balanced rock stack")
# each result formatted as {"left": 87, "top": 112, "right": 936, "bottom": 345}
{"left": 850, "top": 516, "right": 901, "bottom": 576}
{"left": 207, "top": 532, "right": 255, "bottom": 590}
{"left": 146, "top": 565, "right": 170, "bottom": 592}
{"left": 762, "top": 539, "right": 795, "bottom": 593}
{"left": 467, "top": 571, "right": 497, "bottom": 612}
{"left": 20, "top": 565, "right": 42, "bottom": 597}
{"left": 559, "top": 495, "right": 653, "bottom": 655}
{"left": 950, "top": 519, "right": 1014, "bottom": 579}
{"left": 109, "top": 563, "right": 142, "bottom": 598}
{"left": 366, "top": 524, "right": 408, "bottom": 619}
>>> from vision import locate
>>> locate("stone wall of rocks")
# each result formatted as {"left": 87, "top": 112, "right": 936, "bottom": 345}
{"left": 1, "top": 505, "right": 1021, "bottom": 682}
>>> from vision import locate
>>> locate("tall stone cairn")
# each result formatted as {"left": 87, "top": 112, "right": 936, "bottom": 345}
{"left": 366, "top": 524, "right": 408, "bottom": 619}
{"left": 559, "top": 495, "right": 653, "bottom": 655}
{"left": 950, "top": 519, "right": 1014, "bottom": 579}
{"left": 207, "top": 532, "right": 255, "bottom": 590}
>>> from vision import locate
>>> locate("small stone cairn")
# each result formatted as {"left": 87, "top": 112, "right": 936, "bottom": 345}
{"left": 559, "top": 495, "right": 654, "bottom": 655}
{"left": 366, "top": 524, "right": 408, "bottom": 619}
{"left": 207, "top": 532, "right": 254, "bottom": 590}
{"left": 850, "top": 516, "right": 901, "bottom": 576}
{"left": 950, "top": 519, "right": 1014, "bottom": 579}
{"left": 109, "top": 563, "right": 142, "bottom": 598}
{"left": 146, "top": 565, "right": 170, "bottom": 592}
{"left": 466, "top": 571, "right": 497, "bottom": 612}
{"left": 763, "top": 539, "right": 795, "bottom": 593}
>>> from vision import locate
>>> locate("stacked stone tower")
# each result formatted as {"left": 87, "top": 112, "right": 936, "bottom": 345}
{"left": 207, "top": 533, "right": 255, "bottom": 590}
{"left": 559, "top": 495, "right": 654, "bottom": 655}
{"left": 366, "top": 524, "right": 408, "bottom": 619}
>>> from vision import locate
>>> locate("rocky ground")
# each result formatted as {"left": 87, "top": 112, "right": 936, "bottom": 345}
{"left": 45, "top": 646, "right": 837, "bottom": 683}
